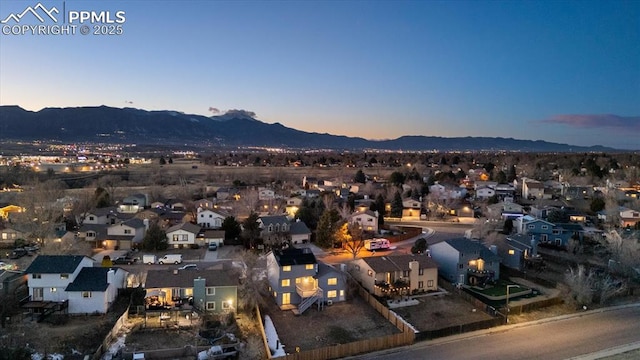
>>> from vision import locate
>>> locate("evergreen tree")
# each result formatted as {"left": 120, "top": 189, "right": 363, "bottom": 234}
{"left": 316, "top": 209, "right": 340, "bottom": 248}
{"left": 221, "top": 216, "right": 241, "bottom": 241}
{"left": 390, "top": 191, "right": 403, "bottom": 218}
{"left": 375, "top": 193, "right": 386, "bottom": 227}
{"left": 94, "top": 187, "right": 111, "bottom": 208}
{"left": 142, "top": 223, "right": 168, "bottom": 251}
{"left": 354, "top": 169, "right": 366, "bottom": 183}
{"left": 242, "top": 212, "right": 261, "bottom": 249}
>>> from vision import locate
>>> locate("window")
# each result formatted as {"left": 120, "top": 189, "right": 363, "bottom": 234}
{"left": 172, "top": 234, "right": 188, "bottom": 242}
{"left": 418, "top": 268, "right": 424, "bottom": 275}
{"left": 82, "top": 291, "right": 92, "bottom": 298}
{"left": 305, "top": 264, "right": 314, "bottom": 270}
{"left": 418, "top": 281, "right": 424, "bottom": 289}
{"left": 206, "top": 287, "right": 215, "bottom": 295}
{"left": 340, "top": 290, "right": 345, "bottom": 297}
{"left": 268, "top": 225, "right": 273, "bottom": 232}
{"left": 458, "top": 264, "right": 464, "bottom": 269}
{"left": 327, "top": 278, "right": 337, "bottom": 285}
{"left": 33, "top": 288, "right": 43, "bottom": 300}
{"left": 403, "top": 270, "right": 409, "bottom": 277}
{"left": 32, "top": 274, "right": 41, "bottom": 279}
{"left": 89, "top": 216, "right": 95, "bottom": 221}
{"left": 528, "top": 225, "right": 534, "bottom": 230}
{"left": 209, "top": 214, "right": 213, "bottom": 218}
{"left": 60, "top": 274, "right": 69, "bottom": 280}
{"left": 367, "top": 269, "right": 373, "bottom": 277}
{"left": 508, "top": 249, "right": 515, "bottom": 255}
{"left": 552, "top": 230, "right": 560, "bottom": 235}
{"left": 275, "top": 224, "right": 280, "bottom": 232}
{"left": 1, "top": 233, "right": 6, "bottom": 240}
{"left": 541, "top": 225, "right": 549, "bottom": 230}
{"left": 124, "top": 229, "right": 132, "bottom": 234}
{"left": 206, "top": 302, "right": 215, "bottom": 310}
{"left": 283, "top": 265, "right": 291, "bottom": 272}
{"left": 281, "top": 279, "right": 290, "bottom": 287}
{"left": 427, "top": 280, "right": 434, "bottom": 287}
{"left": 222, "top": 301, "right": 232, "bottom": 310}
{"left": 50, "top": 288, "right": 57, "bottom": 293}
{"left": 327, "top": 290, "right": 337, "bottom": 298}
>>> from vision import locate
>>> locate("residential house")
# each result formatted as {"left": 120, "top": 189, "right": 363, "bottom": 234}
{"left": 193, "top": 198, "right": 215, "bottom": 210}
{"left": 0, "top": 225, "right": 27, "bottom": 247}
{"left": 498, "top": 234, "right": 540, "bottom": 271}
{"left": 258, "top": 215, "right": 290, "bottom": 245}
{"left": 522, "top": 219, "right": 580, "bottom": 248}
{"left": 258, "top": 188, "right": 276, "bottom": 201}
{"left": 348, "top": 210, "right": 379, "bottom": 233}
{"left": 164, "top": 199, "right": 187, "bottom": 211}
{"left": 198, "top": 229, "right": 225, "bottom": 247}
{"left": 166, "top": 222, "right": 201, "bottom": 248}
{"left": 289, "top": 220, "right": 311, "bottom": 244}
{"left": 429, "top": 238, "right": 500, "bottom": 286}
{"left": 475, "top": 186, "right": 496, "bottom": 200}
{"left": 23, "top": 255, "right": 127, "bottom": 314}
{"left": 495, "top": 183, "right": 516, "bottom": 199}
{"left": 429, "top": 183, "right": 467, "bottom": 200}
{"left": 522, "top": 179, "right": 545, "bottom": 200}
{"left": 196, "top": 208, "right": 226, "bottom": 229}
{"left": 105, "top": 218, "right": 147, "bottom": 250}
{"left": 402, "top": 199, "right": 422, "bottom": 220}
{"left": 144, "top": 269, "right": 237, "bottom": 314}
{"left": 266, "top": 247, "right": 333, "bottom": 315}
{"left": 316, "top": 263, "right": 347, "bottom": 304}
{"left": 284, "top": 197, "right": 304, "bottom": 218}
{"left": 77, "top": 223, "right": 108, "bottom": 249}
{"left": 65, "top": 267, "right": 128, "bottom": 314}
{"left": 0, "top": 203, "right": 23, "bottom": 220}
{"left": 349, "top": 254, "right": 438, "bottom": 297}
{"left": 118, "top": 193, "right": 149, "bottom": 213}
{"left": 620, "top": 207, "right": 640, "bottom": 228}
{"left": 216, "top": 187, "right": 240, "bottom": 201}
{"left": 82, "top": 207, "right": 118, "bottom": 225}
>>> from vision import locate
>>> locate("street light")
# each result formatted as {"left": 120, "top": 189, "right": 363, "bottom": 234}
{"left": 505, "top": 285, "right": 520, "bottom": 323}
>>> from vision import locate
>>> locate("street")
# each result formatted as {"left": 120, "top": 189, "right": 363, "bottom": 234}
{"left": 349, "top": 304, "right": 640, "bottom": 360}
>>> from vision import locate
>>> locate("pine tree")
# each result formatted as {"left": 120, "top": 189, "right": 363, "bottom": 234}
{"left": 390, "top": 191, "right": 403, "bottom": 218}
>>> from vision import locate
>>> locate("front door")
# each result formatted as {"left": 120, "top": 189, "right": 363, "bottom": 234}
{"left": 282, "top": 292, "right": 290, "bottom": 305}
{"left": 33, "top": 287, "right": 43, "bottom": 301}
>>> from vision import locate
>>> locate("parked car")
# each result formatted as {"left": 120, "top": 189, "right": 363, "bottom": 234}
{"left": 9, "top": 248, "right": 28, "bottom": 259}
{"left": 178, "top": 264, "right": 198, "bottom": 271}
{"left": 208, "top": 242, "right": 218, "bottom": 251}
{"left": 112, "top": 256, "right": 139, "bottom": 265}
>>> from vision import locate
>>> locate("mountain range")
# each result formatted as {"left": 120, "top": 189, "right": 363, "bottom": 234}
{"left": 0, "top": 105, "right": 616, "bottom": 152}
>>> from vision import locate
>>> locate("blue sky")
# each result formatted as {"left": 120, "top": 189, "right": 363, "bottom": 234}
{"left": 1, "top": 0, "right": 638, "bottom": 149}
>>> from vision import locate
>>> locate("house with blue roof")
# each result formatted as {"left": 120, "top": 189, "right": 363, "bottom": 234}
{"left": 429, "top": 238, "right": 500, "bottom": 286}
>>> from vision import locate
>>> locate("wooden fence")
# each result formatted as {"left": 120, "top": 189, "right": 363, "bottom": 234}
{"left": 264, "top": 284, "right": 415, "bottom": 360}
{"left": 92, "top": 306, "right": 130, "bottom": 360}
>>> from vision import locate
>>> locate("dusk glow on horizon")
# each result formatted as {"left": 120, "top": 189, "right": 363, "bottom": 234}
{"left": 1, "top": 0, "right": 638, "bottom": 149}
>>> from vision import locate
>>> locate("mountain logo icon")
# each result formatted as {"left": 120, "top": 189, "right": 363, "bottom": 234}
{"left": 1, "top": 2, "right": 59, "bottom": 24}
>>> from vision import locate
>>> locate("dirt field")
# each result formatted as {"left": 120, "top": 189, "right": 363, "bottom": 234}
{"left": 261, "top": 295, "right": 401, "bottom": 352}
{"left": 392, "top": 292, "right": 494, "bottom": 331}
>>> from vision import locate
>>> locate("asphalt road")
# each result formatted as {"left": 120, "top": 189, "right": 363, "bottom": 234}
{"left": 350, "top": 305, "right": 640, "bottom": 360}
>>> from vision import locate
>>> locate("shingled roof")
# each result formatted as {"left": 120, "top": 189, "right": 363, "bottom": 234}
{"left": 271, "top": 247, "right": 316, "bottom": 266}
{"left": 65, "top": 267, "right": 116, "bottom": 292}
{"left": 24, "top": 255, "right": 91, "bottom": 274}
{"left": 360, "top": 254, "right": 438, "bottom": 273}
{"left": 145, "top": 269, "right": 237, "bottom": 289}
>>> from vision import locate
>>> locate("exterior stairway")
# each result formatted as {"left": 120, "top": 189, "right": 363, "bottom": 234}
{"left": 292, "top": 288, "right": 323, "bottom": 315}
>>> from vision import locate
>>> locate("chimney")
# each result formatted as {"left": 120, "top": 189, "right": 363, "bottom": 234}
{"left": 107, "top": 269, "right": 115, "bottom": 285}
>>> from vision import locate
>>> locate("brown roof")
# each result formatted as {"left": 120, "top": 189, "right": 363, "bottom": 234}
{"left": 145, "top": 269, "right": 237, "bottom": 288}
{"left": 361, "top": 254, "right": 438, "bottom": 273}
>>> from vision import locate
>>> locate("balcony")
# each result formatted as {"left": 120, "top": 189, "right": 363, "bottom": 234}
{"left": 296, "top": 281, "right": 318, "bottom": 298}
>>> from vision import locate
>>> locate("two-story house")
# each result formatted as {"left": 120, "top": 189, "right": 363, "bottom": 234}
{"left": 289, "top": 220, "right": 311, "bottom": 244}
{"left": 429, "top": 238, "right": 501, "bottom": 287}
{"left": 144, "top": 269, "right": 237, "bottom": 314}
{"left": 402, "top": 199, "right": 422, "bottom": 220}
{"left": 258, "top": 188, "right": 276, "bottom": 201}
{"left": 284, "top": 196, "right": 304, "bottom": 218}
{"left": 348, "top": 210, "right": 379, "bottom": 233}
{"left": 196, "top": 208, "right": 226, "bottom": 229}
{"left": 523, "top": 219, "right": 579, "bottom": 248}
{"left": 166, "top": 222, "right": 201, "bottom": 248}
{"left": 118, "top": 193, "right": 149, "bottom": 213}
{"left": 267, "top": 247, "right": 344, "bottom": 315}
{"left": 105, "top": 218, "right": 147, "bottom": 250}
{"left": 349, "top": 254, "right": 439, "bottom": 297}
{"left": 620, "top": 207, "right": 640, "bottom": 228}
{"left": 258, "top": 215, "right": 290, "bottom": 246}
{"left": 23, "top": 255, "right": 127, "bottom": 315}
{"left": 0, "top": 225, "right": 27, "bottom": 247}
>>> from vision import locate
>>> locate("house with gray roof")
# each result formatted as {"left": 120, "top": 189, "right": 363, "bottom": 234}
{"left": 429, "top": 238, "right": 500, "bottom": 286}
{"left": 23, "top": 255, "right": 127, "bottom": 315}
{"left": 166, "top": 222, "right": 201, "bottom": 248}
{"left": 349, "top": 254, "right": 438, "bottom": 297}
{"left": 289, "top": 220, "right": 311, "bottom": 244}
{"left": 144, "top": 269, "right": 237, "bottom": 314}
{"left": 258, "top": 215, "right": 290, "bottom": 245}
